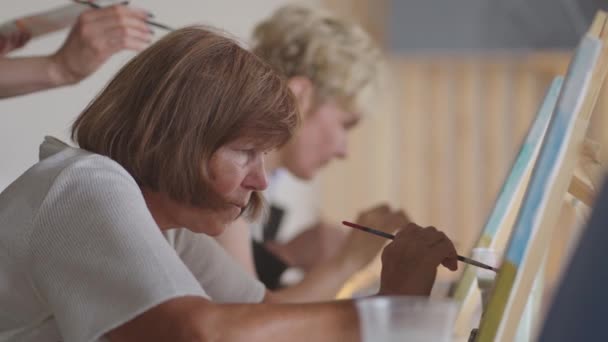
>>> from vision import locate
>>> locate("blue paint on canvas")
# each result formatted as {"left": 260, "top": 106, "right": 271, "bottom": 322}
{"left": 506, "top": 37, "right": 602, "bottom": 266}
{"left": 481, "top": 77, "right": 562, "bottom": 238}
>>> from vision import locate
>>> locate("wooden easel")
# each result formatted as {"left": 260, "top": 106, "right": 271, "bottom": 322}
{"left": 475, "top": 11, "right": 608, "bottom": 342}
{"left": 451, "top": 76, "right": 562, "bottom": 339}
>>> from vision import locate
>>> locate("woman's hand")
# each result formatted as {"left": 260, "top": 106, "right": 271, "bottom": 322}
{"left": 379, "top": 223, "right": 458, "bottom": 296}
{"left": 264, "top": 221, "right": 349, "bottom": 271}
{"left": 265, "top": 204, "right": 409, "bottom": 273}
{"left": 338, "top": 204, "right": 410, "bottom": 270}
{"left": 0, "top": 30, "right": 31, "bottom": 55}
{"left": 49, "top": 4, "right": 153, "bottom": 85}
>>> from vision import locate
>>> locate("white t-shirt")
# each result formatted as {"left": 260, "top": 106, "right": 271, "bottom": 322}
{"left": 0, "top": 137, "right": 265, "bottom": 342}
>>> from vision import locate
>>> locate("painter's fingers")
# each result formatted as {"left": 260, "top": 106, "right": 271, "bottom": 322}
{"left": 355, "top": 203, "right": 392, "bottom": 228}
{"left": 361, "top": 203, "right": 391, "bottom": 215}
{"left": 86, "top": 3, "right": 150, "bottom": 24}
{"left": 424, "top": 228, "right": 457, "bottom": 257}
{"left": 85, "top": 9, "right": 153, "bottom": 38}
{"left": 433, "top": 238, "right": 458, "bottom": 271}
{"left": 410, "top": 226, "right": 458, "bottom": 271}
{"left": 102, "top": 26, "right": 152, "bottom": 52}
{"left": 391, "top": 211, "right": 408, "bottom": 231}
{"left": 15, "top": 31, "right": 31, "bottom": 49}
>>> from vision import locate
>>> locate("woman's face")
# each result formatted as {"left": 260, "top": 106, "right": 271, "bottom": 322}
{"left": 281, "top": 99, "right": 360, "bottom": 180}
{"left": 160, "top": 138, "right": 269, "bottom": 235}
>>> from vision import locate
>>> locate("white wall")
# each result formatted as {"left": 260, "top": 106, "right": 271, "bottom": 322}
{"left": 0, "top": 0, "right": 315, "bottom": 190}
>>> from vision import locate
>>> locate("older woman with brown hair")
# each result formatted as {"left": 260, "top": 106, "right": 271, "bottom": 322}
{"left": 0, "top": 26, "right": 457, "bottom": 341}
{"left": 217, "top": 4, "right": 407, "bottom": 301}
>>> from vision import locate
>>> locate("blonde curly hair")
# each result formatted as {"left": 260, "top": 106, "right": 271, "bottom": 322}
{"left": 252, "top": 4, "right": 382, "bottom": 115}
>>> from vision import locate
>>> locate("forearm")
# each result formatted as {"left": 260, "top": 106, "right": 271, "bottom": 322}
{"left": 0, "top": 55, "right": 72, "bottom": 98}
{"left": 107, "top": 296, "right": 360, "bottom": 342}
{"left": 271, "top": 254, "right": 359, "bottom": 303}
{"left": 203, "top": 298, "right": 360, "bottom": 341}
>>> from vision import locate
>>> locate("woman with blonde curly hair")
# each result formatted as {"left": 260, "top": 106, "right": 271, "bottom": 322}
{"left": 0, "top": 25, "right": 457, "bottom": 341}
{"left": 215, "top": 5, "right": 419, "bottom": 301}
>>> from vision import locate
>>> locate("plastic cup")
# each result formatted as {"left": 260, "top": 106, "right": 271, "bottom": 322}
{"left": 471, "top": 248, "right": 498, "bottom": 309}
{"left": 356, "top": 296, "right": 458, "bottom": 342}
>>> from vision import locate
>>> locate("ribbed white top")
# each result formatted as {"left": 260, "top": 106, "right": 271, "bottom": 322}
{"left": 0, "top": 138, "right": 264, "bottom": 342}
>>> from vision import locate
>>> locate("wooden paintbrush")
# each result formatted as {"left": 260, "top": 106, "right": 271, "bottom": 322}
{"left": 342, "top": 220, "right": 499, "bottom": 272}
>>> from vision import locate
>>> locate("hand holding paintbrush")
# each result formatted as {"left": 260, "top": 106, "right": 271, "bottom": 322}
{"left": 50, "top": 3, "right": 153, "bottom": 85}
{"left": 341, "top": 218, "right": 460, "bottom": 296}
{"left": 0, "top": 1, "right": 155, "bottom": 98}
{"left": 75, "top": 0, "right": 174, "bottom": 31}
{"left": 336, "top": 204, "right": 410, "bottom": 270}
{"left": 342, "top": 221, "right": 499, "bottom": 272}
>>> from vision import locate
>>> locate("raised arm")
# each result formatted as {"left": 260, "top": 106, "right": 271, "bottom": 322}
{"left": 0, "top": 4, "right": 151, "bottom": 99}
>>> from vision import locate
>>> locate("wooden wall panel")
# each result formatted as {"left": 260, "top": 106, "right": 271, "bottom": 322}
{"left": 320, "top": 55, "right": 561, "bottom": 267}
{"left": 453, "top": 61, "right": 483, "bottom": 253}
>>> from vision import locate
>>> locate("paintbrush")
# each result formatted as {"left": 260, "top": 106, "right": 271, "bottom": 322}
{"left": 342, "top": 220, "right": 499, "bottom": 272}
{"left": 75, "top": 0, "right": 174, "bottom": 31}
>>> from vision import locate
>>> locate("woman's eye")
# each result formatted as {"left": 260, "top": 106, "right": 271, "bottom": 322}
{"left": 232, "top": 146, "right": 263, "bottom": 164}
{"left": 240, "top": 149, "right": 256, "bottom": 160}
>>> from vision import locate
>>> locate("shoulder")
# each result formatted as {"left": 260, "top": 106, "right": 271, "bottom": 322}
{"left": 30, "top": 149, "right": 148, "bottom": 246}
{"left": 37, "top": 149, "right": 140, "bottom": 210}
{"left": 54, "top": 150, "right": 136, "bottom": 188}
{"left": 25, "top": 143, "right": 136, "bottom": 199}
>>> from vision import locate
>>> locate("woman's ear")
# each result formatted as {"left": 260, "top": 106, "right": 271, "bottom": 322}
{"left": 287, "top": 76, "right": 315, "bottom": 116}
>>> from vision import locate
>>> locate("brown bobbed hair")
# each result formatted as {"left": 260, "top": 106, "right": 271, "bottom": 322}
{"left": 72, "top": 26, "right": 299, "bottom": 219}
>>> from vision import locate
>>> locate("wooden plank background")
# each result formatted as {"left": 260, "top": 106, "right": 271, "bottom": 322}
{"left": 319, "top": 55, "right": 608, "bottom": 287}
{"left": 319, "top": 0, "right": 608, "bottom": 292}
